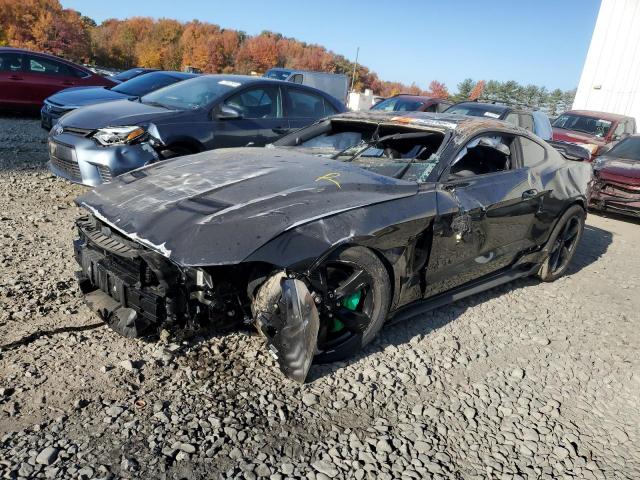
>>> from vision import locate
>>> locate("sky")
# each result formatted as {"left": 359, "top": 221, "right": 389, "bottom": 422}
{"left": 61, "top": 0, "right": 602, "bottom": 92}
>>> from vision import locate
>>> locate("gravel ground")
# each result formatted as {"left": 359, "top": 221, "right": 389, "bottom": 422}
{"left": 0, "top": 116, "right": 638, "bottom": 480}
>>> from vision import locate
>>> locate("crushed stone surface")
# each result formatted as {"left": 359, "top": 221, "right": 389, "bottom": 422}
{"left": 0, "top": 116, "right": 639, "bottom": 479}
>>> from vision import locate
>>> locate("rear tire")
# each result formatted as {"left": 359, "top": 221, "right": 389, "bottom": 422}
{"left": 537, "top": 205, "right": 585, "bottom": 282}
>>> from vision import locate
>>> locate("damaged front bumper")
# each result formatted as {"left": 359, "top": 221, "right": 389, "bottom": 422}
{"left": 590, "top": 180, "right": 640, "bottom": 217}
{"left": 74, "top": 215, "right": 321, "bottom": 382}
{"left": 48, "top": 131, "right": 159, "bottom": 187}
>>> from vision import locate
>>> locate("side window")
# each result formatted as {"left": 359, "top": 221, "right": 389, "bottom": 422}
{"left": 626, "top": 120, "right": 636, "bottom": 134}
{"left": 448, "top": 134, "right": 513, "bottom": 180}
{"left": 0, "top": 53, "right": 23, "bottom": 72}
{"left": 437, "top": 102, "right": 450, "bottom": 113}
{"left": 505, "top": 113, "right": 519, "bottom": 126}
{"left": 518, "top": 136, "right": 546, "bottom": 168}
{"left": 224, "top": 86, "right": 282, "bottom": 119}
{"left": 323, "top": 99, "right": 338, "bottom": 116}
{"left": 519, "top": 114, "right": 535, "bottom": 132}
{"left": 424, "top": 104, "right": 437, "bottom": 113}
{"left": 26, "top": 56, "right": 73, "bottom": 76}
{"left": 613, "top": 122, "right": 625, "bottom": 138}
{"left": 286, "top": 88, "right": 329, "bottom": 119}
{"left": 291, "top": 74, "right": 303, "bottom": 84}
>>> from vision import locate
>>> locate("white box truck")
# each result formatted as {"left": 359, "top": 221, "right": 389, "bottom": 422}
{"left": 264, "top": 68, "right": 349, "bottom": 104}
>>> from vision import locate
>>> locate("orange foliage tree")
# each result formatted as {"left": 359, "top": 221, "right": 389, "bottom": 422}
{"left": 0, "top": 0, "right": 451, "bottom": 96}
{"left": 469, "top": 80, "right": 486, "bottom": 100}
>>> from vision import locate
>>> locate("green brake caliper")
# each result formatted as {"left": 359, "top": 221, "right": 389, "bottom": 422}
{"left": 331, "top": 290, "right": 362, "bottom": 332}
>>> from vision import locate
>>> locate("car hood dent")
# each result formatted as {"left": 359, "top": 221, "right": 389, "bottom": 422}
{"left": 47, "top": 87, "right": 127, "bottom": 107}
{"left": 76, "top": 148, "right": 418, "bottom": 266}
{"left": 61, "top": 99, "right": 180, "bottom": 129}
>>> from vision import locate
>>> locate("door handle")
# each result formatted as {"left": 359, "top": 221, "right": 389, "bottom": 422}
{"left": 61, "top": 81, "right": 74, "bottom": 86}
{"left": 272, "top": 127, "right": 290, "bottom": 134}
{"left": 8, "top": 75, "right": 23, "bottom": 80}
{"left": 522, "top": 189, "right": 538, "bottom": 200}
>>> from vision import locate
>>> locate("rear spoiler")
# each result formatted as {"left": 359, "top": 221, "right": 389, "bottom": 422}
{"left": 548, "top": 141, "right": 591, "bottom": 162}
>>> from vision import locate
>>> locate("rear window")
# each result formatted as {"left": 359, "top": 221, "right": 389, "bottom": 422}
{"left": 371, "top": 97, "right": 425, "bottom": 112}
{"left": 445, "top": 103, "right": 506, "bottom": 119}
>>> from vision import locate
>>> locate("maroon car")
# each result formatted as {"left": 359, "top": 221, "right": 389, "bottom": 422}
{"left": 371, "top": 94, "right": 452, "bottom": 113}
{"left": 0, "top": 47, "right": 116, "bottom": 111}
{"left": 591, "top": 135, "right": 640, "bottom": 218}
{"left": 552, "top": 109, "right": 636, "bottom": 159}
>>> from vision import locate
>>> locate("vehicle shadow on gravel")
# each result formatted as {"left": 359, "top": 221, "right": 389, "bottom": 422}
{"left": 0, "top": 322, "right": 104, "bottom": 352}
{"left": 308, "top": 223, "right": 613, "bottom": 381}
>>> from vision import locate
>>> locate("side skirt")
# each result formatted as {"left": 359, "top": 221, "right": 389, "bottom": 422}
{"left": 388, "top": 264, "right": 539, "bottom": 325}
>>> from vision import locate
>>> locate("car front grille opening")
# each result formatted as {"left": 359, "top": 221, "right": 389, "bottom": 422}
{"left": 97, "top": 165, "right": 113, "bottom": 182}
{"left": 50, "top": 142, "right": 81, "bottom": 182}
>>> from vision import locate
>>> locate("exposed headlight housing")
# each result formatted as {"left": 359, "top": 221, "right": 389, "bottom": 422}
{"left": 581, "top": 143, "right": 600, "bottom": 155}
{"left": 93, "top": 126, "right": 145, "bottom": 146}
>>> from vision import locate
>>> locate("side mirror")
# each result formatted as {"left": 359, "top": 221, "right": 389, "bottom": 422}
{"left": 216, "top": 105, "right": 242, "bottom": 120}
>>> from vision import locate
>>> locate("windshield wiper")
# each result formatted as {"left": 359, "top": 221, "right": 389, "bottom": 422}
{"left": 141, "top": 100, "right": 168, "bottom": 109}
{"left": 392, "top": 146, "right": 428, "bottom": 179}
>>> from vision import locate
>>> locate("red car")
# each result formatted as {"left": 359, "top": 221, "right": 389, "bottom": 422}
{"left": 552, "top": 109, "right": 636, "bottom": 158}
{"left": 591, "top": 135, "right": 640, "bottom": 218}
{"left": 0, "top": 47, "right": 116, "bottom": 111}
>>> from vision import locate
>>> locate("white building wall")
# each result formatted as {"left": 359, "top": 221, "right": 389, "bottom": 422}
{"left": 573, "top": 0, "right": 640, "bottom": 123}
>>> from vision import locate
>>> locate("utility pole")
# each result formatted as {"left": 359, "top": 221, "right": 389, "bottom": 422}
{"left": 350, "top": 47, "right": 359, "bottom": 92}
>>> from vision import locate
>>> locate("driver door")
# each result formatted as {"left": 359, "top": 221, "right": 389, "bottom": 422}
{"left": 211, "top": 85, "right": 287, "bottom": 148}
{"left": 424, "top": 133, "right": 541, "bottom": 297}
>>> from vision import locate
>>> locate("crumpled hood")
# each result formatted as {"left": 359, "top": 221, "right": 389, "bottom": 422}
{"left": 48, "top": 86, "right": 128, "bottom": 107}
{"left": 595, "top": 156, "right": 640, "bottom": 184}
{"left": 61, "top": 99, "right": 180, "bottom": 129}
{"left": 552, "top": 127, "right": 605, "bottom": 145}
{"left": 76, "top": 148, "right": 418, "bottom": 266}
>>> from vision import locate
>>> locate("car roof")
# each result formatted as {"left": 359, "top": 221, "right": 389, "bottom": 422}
{"left": 388, "top": 94, "right": 450, "bottom": 103}
{"left": 561, "top": 110, "right": 633, "bottom": 122}
{"left": 0, "top": 47, "right": 90, "bottom": 70}
{"left": 327, "top": 110, "right": 526, "bottom": 135}
{"left": 448, "top": 101, "right": 511, "bottom": 113}
{"left": 155, "top": 71, "right": 199, "bottom": 80}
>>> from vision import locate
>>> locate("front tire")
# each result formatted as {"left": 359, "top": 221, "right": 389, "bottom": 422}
{"left": 537, "top": 205, "right": 585, "bottom": 282}
{"left": 252, "top": 246, "right": 392, "bottom": 364}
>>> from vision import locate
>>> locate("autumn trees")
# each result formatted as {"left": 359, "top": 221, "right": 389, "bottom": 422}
{"left": 0, "top": 0, "right": 576, "bottom": 108}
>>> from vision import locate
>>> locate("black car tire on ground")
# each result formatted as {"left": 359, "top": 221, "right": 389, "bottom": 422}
{"left": 252, "top": 246, "right": 391, "bottom": 365}
{"left": 537, "top": 204, "right": 586, "bottom": 282}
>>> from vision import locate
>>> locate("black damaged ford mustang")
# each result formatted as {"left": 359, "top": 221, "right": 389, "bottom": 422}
{"left": 73, "top": 111, "right": 591, "bottom": 382}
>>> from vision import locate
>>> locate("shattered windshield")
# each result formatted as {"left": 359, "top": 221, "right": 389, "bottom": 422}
{"left": 552, "top": 114, "right": 613, "bottom": 137}
{"left": 275, "top": 120, "right": 445, "bottom": 182}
